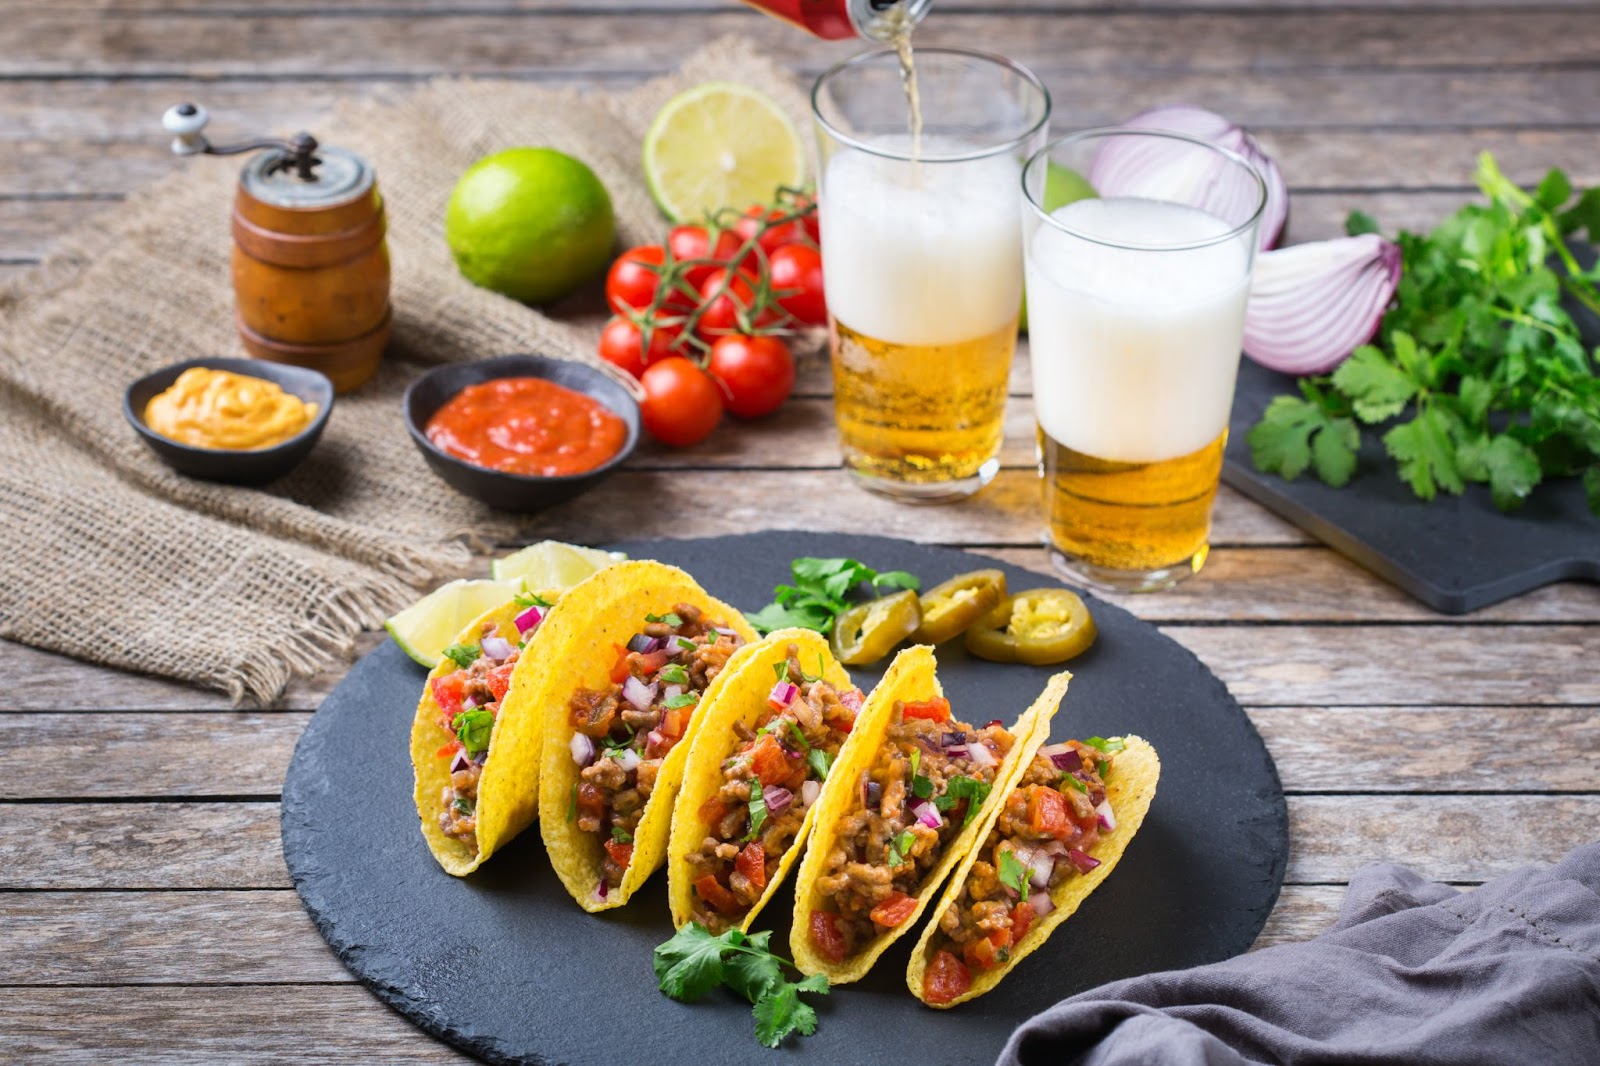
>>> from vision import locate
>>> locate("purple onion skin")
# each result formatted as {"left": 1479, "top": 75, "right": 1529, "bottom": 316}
{"left": 1050, "top": 749, "right": 1082, "bottom": 773}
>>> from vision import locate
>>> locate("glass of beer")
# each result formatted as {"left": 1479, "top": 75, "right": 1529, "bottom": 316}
{"left": 1022, "top": 129, "right": 1266, "bottom": 590}
{"left": 812, "top": 49, "right": 1050, "bottom": 501}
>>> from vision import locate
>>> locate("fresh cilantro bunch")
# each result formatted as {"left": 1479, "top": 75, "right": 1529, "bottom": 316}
{"left": 654, "top": 922, "right": 830, "bottom": 1048}
{"left": 1249, "top": 152, "right": 1600, "bottom": 514}
{"left": 745, "top": 556, "right": 919, "bottom": 634}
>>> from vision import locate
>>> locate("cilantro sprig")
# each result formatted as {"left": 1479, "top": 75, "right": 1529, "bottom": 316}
{"left": 1249, "top": 152, "right": 1600, "bottom": 515}
{"left": 654, "top": 923, "right": 830, "bottom": 1048}
{"left": 934, "top": 774, "right": 992, "bottom": 827}
{"left": 442, "top": 642, "right": 480, "bottom": 669}
{"left": 745, "top": 557, "right": 920, "bottom": 635}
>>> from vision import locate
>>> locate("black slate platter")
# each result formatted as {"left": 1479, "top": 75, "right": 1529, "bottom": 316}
{"left": 1221, "top": 243, "right": 1600, "bottom": 615}
{"left": 282, "top": 532, "right": 1288, "bottom": 1066}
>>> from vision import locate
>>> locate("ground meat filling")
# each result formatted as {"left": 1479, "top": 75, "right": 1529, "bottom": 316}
{"left": 807, "top": 698, "right": 1016, "bottom": 963}
{"left": 684, "top": 644, "right": 865, "bottom": 932}
{"left": 566, "top": 603, "right": 745, "bottom": 893}
{"left": 430, "top": 619, "right": 524, "bottom": 853}
{"left": 920, "top": 739, "right": 1118, "bottom": 1003}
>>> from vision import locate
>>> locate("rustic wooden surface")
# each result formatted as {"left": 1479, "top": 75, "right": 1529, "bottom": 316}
{"left": 2, "top": 2, "right": 1597, "bottom": 1061}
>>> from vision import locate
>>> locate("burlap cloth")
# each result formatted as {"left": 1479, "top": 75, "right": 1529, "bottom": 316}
{"left": 0, "top": 39, "right": 813, "bottom": 703}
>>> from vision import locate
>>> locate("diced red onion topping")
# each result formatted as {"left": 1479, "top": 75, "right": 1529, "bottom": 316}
{"left": 611, "top": 748, "right": 642, "bottom": 774}
{"left": 626, "top": 633, "right": 664, "bottom": 654}
{"left": 1092, "top": 104, "right": 1288, "bottom": 250}
{"left": 1068, "top": 849, "right": 1102, "bottom": 875}
{"left": 1013, "top": 844, "right": 1053, "bottom": 888}
{"left": 940, "top": 731, "right": 968, "bottom": 749}
{"left": 646, "top": 729, "right": 669, "bottom": 753}
{"left": 1039, "top": 742, "right": 1082, "bottom": 772}
{"left": 768, "top": 680, "right": 799, "bottom": 709}
{"left": 1028, "top": 890, "right": 1056, "bottom": 918}
{"left": 621, "top": 675, "right": 657, "bottom": 713}
{"left": 663, "top": 684, "right": 685, "bottom": 704}
{"left": 800, "top": 780, "right": 821, "bottom": 808}
{"left": 763, "top": 785, "right": 793, "bottom": 815}
{"left": 1096, "top": 799, "right": 1117, "bottom": 832}
{"left": 912, "top": 801, "right": 942, "bottom": 829}
{"left": 966, "top": 742, "right": 998, "bottom": 768}
{"left": 595, "top": 879, "right": 608, "bottom": 901}
{"left": 1243, "top": 233, "right": 1402, "bottom": 375}
{"left": 943, "top": 744, "right": 970, "bottom": 760}
{"left": 449, "top": 749, "right": 471, "bottom": 775}
{"left": 480, "top": 635, "right": 515, "bottom": 662}
{"left": 839, "top": 689, "right": 864, "bottom": 712}
{"left": 863, "top": 779, "right": 882, "bottom": 809}
{"left": 714, "top": 626, "right": 740, "bottom": 640}
{"left": 569, "top": 733, "right": 595, "bottom": 768}
{"left": 513, "top": 605, "right": 544, "bottom": 634}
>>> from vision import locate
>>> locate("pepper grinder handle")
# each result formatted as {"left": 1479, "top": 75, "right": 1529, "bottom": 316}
{"left": 160, "top": 102, "right": 322, "bottom": 181}
{"left": 162, "top": 102, "right": 211, "bottom": 156}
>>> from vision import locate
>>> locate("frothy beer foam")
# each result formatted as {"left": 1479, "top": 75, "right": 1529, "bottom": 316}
{"left": 821, "top": 137, "right": 1023, "bottom": 348}
{"left": 1026, "top": 197, "right": 1252, "bottom": 464}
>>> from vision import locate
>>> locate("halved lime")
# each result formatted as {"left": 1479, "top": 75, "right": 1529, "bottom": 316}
{"left": 491, "top": 540, "right": 626, "bottom": 590}
{"left": 642, "top": 82, "right": 806, "bottom": 222}
{"left": 386, "top": 579, "right": 521, "bottom": 668}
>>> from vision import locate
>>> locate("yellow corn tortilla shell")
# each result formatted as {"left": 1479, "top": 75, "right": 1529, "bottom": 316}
{"left": 906, "top": 734, "right": 1160, "bottom": 1007}
{"left": 409, "top": 590, "right": 561, "bottom": 877}
{"left": 789, "top": 645, "right": 1068, "bottom": 983}
{"left": 534, "top": 560, "right": 759, "bottom": 912}
{"left": 667, "top": 628, "right": 853, "bottom": 933}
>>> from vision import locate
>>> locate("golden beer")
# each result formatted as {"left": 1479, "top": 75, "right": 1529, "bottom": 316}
{"left": 1040, "top": 428, "right": 1227, "bottom": 579}
{"left": 830, "top": 316, "right": 1016, "bottom": 493}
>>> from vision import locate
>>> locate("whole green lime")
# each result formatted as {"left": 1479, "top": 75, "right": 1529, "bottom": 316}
{"left": 445, "top": 148, "right": 616, "bottom": 304}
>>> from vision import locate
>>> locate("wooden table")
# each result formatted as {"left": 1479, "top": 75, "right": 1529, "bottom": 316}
{"left": 4, "top": 1, "right": 1598, "bottom": 1060}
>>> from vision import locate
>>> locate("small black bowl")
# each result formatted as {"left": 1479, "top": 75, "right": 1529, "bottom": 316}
{"left": 402, "top": 354, "right": 640, "bottom": 513}
{"left": 123, "top": 357, "right": 334, "bottom": 485}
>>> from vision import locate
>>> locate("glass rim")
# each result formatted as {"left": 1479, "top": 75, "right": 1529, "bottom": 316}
{"left": 1023, "top": 127, "right": 1268, "bottom": 252}
{"left": 810, "top": 46, "right": 1052, "bottom": 164}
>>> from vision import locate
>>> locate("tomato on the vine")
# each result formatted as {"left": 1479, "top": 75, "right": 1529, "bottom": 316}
{"left": 767, "top": 243, "right": 827, "bottom": 327}
{"left": 707, "top": 334, "right": 795, "bottom": 419}
{"left": 606, "top": 246, "right": 690, "bottom": 315}
{"left": 667, "top": 225, "right": 743, "bottom": 287}
{"left": 597, "top": 316, "right": 677, "bottom": 379}
{"left": 694, "top": 267, "right": 773, "bottom": 340}
{"left": 733, "top": 206, "right": 805, "bottom": 259}
{"left": 639, "top": 356, "right": 723, "bottom": 447}
{"left": 792, "top": 193, "right": 822, "bottom": 245}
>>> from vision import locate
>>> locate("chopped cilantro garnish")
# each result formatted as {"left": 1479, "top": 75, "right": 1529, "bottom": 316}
{"left": 997, "top": 847, "right": 1030, "bottom": 895}
{"left": 934, "top": 774, "right": 992, "bottom": 826}
{"left": 455, "top": 708, "right": 494, "bottom": 755}
{"left": 785, "top": 721, "right": 811, "bottom": 756}
{"left": 514, "top": 591, "right": 553, "bottom": 608}
{"left": 886, "top": 828, "right": 917, "bottom": 867}
{"left": 443, "top": 642, "right": 480, "bottom": 668}
{"left": 676, "top": 636, "right": 698, "bottom": 651}
{"left": 654, "top": 922, "right": 830, "bottom": 1049}
{"left": 647, "top": 611, "right": 684, "bottom": 626}
{"left": 745, "top": 557, "right": 922, "bottom": 636}
{"left": 567, "top": 781, "right": 577, "bottom": 823}
{"left": 452, "top": 795, "right": 475, "bottom": 815}
{"left": 806, "top": 748, "right": 833, "bottom": 781}
{"left": 745, "top": 778, "right": 768, "bottom": 842}
{"left": 665, "top": 692, "right": 699, "bottom": 710}
{"left": 909, "top": 748, "right": 920, "bottom": 777}
{"left": 1084, "top": 736, "right": 1126, "bottom": 753}
{"left": 1098, "top": 759, "right": 1110, "bottom": 778}
{"left": 912, "top": 774, "right": 933, "bottom": 800}
{"left": 1062, "top": 774, "right": 1088, "bottom": 793}
{"left": 659, "top": 663, "right": 691, "bottom": 685}
{"left": 612, "top": 827, "right": 633, "bottom": 844}
{"left": 799, "top": 654, "right": 825, "bottom": 684}
{"left": 772, "top": 661, "right": 791, "bottom": 683}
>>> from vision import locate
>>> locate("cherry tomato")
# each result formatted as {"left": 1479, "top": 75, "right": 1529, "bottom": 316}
{"left": 695, "top": 873, "right": 743, "bottom": 916}
{"left": 431, "top": 672, "right": 465, "bottom": 718}
{"left": 735, "top": 842, "right": 767, "bottom": 893}
{"left": 603, "top": 839, "right": 634, "bottom": 870}
{"left": 767, "top": 243, "right": 827, "bottom": 326}
{"left": 706, "top": 334, "right": 794, "bottom": 419}
{"left": 667, "top": 224, "right": 743, "bottom": 287}
{"left": 698, "top": 795, "right": 731, "bottom": 828}
{"left": 606, "top": 245, "right": 689, "bottom": 315}
{"left": 486, "top": 662, "right": 516, "bottom": 702}
{"left": 901, "top": 697, "right": 952, "bottom": 723}
{"left": 922, "top": 950, "right": 973, "bottom": 1005}
{"left": 869, "top": 890, "right": 918, "bottom": 928}
{"left": 734, "top": 205, "right": 804, "bottom": 259}
{"left": 1010, "top": 899, "right": 1036, "bottom": 942}
{"left": 597, "top": 316, "right": 675, "bottom": 379}
{"left": 745, "top": 733, "right": 795, "bottom": 787}
{"left": 639, "top": 356, "right": 723, "bottom": 448}
{"left": 792, "top": 192, "right": 822, "bottom": 244}
{"left": 694, "top": 267, "right": 772, "bottom": 339}
{"left": 1027, "top": 787, "right": 1072, "bottom": 841}
{"left": 809, "top": 911, "right": 847, "bottom": 964}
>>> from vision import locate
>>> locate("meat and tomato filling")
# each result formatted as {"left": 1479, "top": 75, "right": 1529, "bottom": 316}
{"left": 920, "top": 736, "right": 1123, "bottom": 1005}
{"left": 807, "top": 698, "right": 1016, "bottom": 965}
{"left": 684, "top": 644, "right": 864, "bottom": 932}
{"left": 429, "top": 620, "right": 527, "bottom": 852}
{"left": 566, "top": 603, "right": 744, "bottom": 896}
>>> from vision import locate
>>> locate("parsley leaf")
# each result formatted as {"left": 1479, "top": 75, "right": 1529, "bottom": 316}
{"left": 442, "top": 642, "right": 480, "bottom": 669}
{"left": 746, "top": 556, "right": 921, "bottom": 637}
{"left": 664, "top": 692, "right": 699, "bottom": 710}
{"left": 653, "top": 922, "right": 732, "bottom": 1002}
{"left": 745, "top": 779, "right": 768, "bottom": 842}
{"left": 753, "top": 979, "right": 823, "bottom": 1049}
{"left": 455, "top": 708, "right": 494, "bottom": 755}
{"left": 997, "top": 847, "right": 1030, "bottom": 895}
{"left": 1332, "top": 343, "right": 1421, "bottom": 423}
{"left": 871, "top": 569, "right": 920, "bottom": 592}
{"left": 724, "top": 930, "right": 784, "bottom": 1003}
{"left": 745, "top": 601, "right": 833, "bottom": 634}
{"left": 653, "top": 922, "right": 830, "bottom": 1049}
{"left": 1246, "top": 390, "right": 1361, "bottom": 488}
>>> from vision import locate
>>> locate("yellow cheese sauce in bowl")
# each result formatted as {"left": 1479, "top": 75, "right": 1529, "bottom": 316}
{"left": 124, "top": 358, "right": 334, "bottom": 484}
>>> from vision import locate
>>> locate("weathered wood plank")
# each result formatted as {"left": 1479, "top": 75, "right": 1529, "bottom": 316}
{"left": 1251, "top": 883, "right": 1343, "bottom": 949}
{"left": 6, "top": 11, "right": 1596, "bottom": 79}
{"left": 0, "top": 713, "right": 311, "bottom": 798}
{"left": 1172, "top": 625, "right": 1600, "bottom": 706}
{"left": 7, "top": 795, "right": 1590, "bottom": 890}
{"left": 0, "top": 985, "right": 472, "bottom": 1063}
{"left": 69, "top": 0, "right": 1600, "bottom": 11}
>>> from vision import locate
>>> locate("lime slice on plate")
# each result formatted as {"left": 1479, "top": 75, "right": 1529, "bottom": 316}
{"left": 492, "top": 540, "right": 626, "bottom": 590}
{"left": 642, "top": 82, "right": 806, "bottom": 222}
{"left": 385, "top": 579, "right": 521, "bottom": 668}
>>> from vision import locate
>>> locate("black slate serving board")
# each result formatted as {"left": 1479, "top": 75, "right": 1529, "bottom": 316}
{"left": 282, "top": 532, "right": 1287, "bottom": 1066}
{"left": 1222, "top": 244, "right": 1600, "bottom": 615}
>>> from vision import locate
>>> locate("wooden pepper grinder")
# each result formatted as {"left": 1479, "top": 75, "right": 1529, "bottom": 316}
{"left": 163, "top": 103, "right": 391, "bottom": 393}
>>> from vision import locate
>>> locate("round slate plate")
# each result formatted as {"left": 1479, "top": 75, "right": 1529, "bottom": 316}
{"left": 282, "top": 532, "right": 1288, "bottom": 1065}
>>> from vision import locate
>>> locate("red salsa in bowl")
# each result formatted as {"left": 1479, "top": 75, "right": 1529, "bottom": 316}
{"left": 424, "top": 376, "right": 627, "bottom": 477}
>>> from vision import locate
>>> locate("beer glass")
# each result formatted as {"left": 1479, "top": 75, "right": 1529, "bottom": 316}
{"left": 812, "top": 49, "right": 1050, "bottom": 501}
{"left": 1022, "top": 129, "right": 1265, "bottom": 590}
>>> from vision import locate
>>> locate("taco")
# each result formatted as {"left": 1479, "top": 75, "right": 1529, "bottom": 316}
{"left": 667, "top": 629, "right": 866, "bottom": 934}
{"left": 534, "top": 560, "right": 758, "bottom": 911}
{"left": 789, "top": 645, "right": 1068, "bottom": 983}
{"left": 410, "top": 590, "right": 560, "bottom": 876}
{"left": 907, "top": 733, "right": 1160, "bottom": 1007}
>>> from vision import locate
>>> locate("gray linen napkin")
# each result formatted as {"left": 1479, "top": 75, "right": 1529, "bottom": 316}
{"left": 999, "top": 842, "right": 1600, "bottom": 1066}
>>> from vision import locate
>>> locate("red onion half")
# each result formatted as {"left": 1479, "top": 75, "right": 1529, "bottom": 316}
{"left": 1244, "top": 233, "right": 1402, "bottom": 375}
{"left": 1090, "top": 104, "right": 1288, "bottom": 250}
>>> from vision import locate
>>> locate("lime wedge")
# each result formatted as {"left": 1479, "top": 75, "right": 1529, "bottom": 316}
{"left": 643, "top": 82, "right": 806, "bottom": 222}
{"left": 386, "top": 579, "right": 521, "bottom": 668}
{"left": 492, "top": 540, "right": 626, "bottom": 590}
